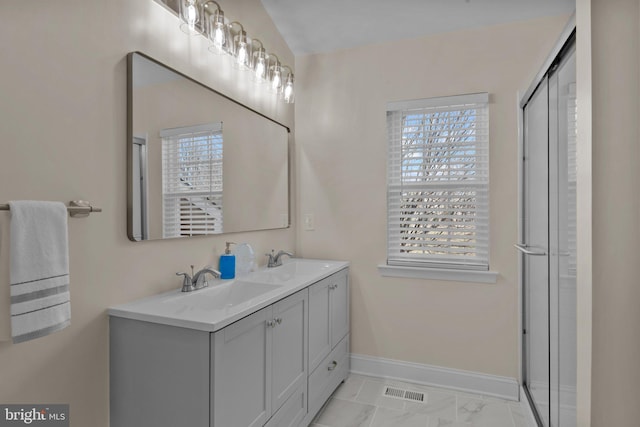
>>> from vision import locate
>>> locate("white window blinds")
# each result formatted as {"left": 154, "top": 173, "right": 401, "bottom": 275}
{"left": 161, "top": 123, "right": 223, "bottom": 238}
{"left": 386, "top": 93, "right": 490, "bottom": 270}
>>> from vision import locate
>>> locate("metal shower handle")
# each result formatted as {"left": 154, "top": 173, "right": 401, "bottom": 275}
{"left": 514, "top": 243, "right": 547, "bottom": 256}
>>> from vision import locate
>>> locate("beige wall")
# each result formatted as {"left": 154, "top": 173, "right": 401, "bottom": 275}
{"left": 8, "top": 0, "right": 640, "bottom": 425}
{"left": 295, "top": 16, "right": 570, "bottom": 378}
{"left": 587, "top": 0, "right": 640, "bottom": 425}
{"left": 0, "top": 1, "right": 294, "bottom": 426}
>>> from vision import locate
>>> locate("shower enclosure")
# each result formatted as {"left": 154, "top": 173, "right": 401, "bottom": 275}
{"left": 519, "top": 24, "right": 576, "bottom": 427}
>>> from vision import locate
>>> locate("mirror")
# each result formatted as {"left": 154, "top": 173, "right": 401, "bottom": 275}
{"left": 127, "top": 52, "right": 290, "bottom": 242}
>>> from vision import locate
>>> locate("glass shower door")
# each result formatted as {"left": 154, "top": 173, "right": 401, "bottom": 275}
{"left": 521, "top": 39, "right": 576, "bottom": 427}
{"left": 548, "top": 45, "right": 577, "bottom": 427}
{"left": 522, "top": 75, "right": 551, "bottom": 426}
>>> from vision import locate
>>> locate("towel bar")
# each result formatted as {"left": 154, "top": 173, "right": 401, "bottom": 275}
{"left": 0, "top": 200, "right": 102, "bottom": 218}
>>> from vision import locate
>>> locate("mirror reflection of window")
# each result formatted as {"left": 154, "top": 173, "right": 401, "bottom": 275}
{"left": 132, "top": 136, "right": 149, "bottom": 241}
{"left": 161, "top": 122, "right": 224, "bottom": 237}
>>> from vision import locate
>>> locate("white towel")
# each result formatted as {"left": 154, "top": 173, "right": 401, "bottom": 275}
{"left": 9, "top": 201, "right": 71, "bottom": 343}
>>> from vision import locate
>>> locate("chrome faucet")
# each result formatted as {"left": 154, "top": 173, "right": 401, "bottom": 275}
{"left": 266, "top": 250, "right": 294, "bottom": 268}
{"left": 193, "top": 267, "right": 221, "bottom": 289}
{"left": 176, "top": 265, "right": 222, "bottom": 292}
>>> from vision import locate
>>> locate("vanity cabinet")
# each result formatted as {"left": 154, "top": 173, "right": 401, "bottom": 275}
{"left": 304, "top": 268, "right": 350, "bottom": 425}
{"left": 308, "top": 268, "right": 349, "bottom": 372}
{"left": 110, "top": 265, "right": 349, "bottom": 427}
{"left": 212, "top": 290, "right": 307, "bottom": 427}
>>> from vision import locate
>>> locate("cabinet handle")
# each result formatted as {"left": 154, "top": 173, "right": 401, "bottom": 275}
{"left": 327, "top": 360, "right": 338, "bottom": 371}
{"left": 266, "top": 320, "right": 276, "bottom": 328}
{"left": 329, "top": 284, "right": 338, "bottom": 290}
{"left": 275, "top": 317, "right": 282, "bottom": 325}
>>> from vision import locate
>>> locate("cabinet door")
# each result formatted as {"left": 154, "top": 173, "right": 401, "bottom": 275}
{"left": 212, "top": 306, "right": 272, "bottom": 427}
{"left": 308, "top": 278, "right": 331, "bottom": 373}
{"left": 330, "top": 270, "right": 349, "bottom": 348}
{"left": 271, "top": 290, "right": 308, "bottom": 413}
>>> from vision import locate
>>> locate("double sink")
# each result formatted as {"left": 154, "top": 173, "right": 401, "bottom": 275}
{"left": 108, "top": 258, "right": 348, "bottom": 332}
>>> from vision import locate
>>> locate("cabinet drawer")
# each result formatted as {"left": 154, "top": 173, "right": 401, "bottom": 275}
{"left": 308, "top": 335, "right": 349, "bottom": 418}
{"left": 265, "top": 381, "right": 307, "bottom": 427}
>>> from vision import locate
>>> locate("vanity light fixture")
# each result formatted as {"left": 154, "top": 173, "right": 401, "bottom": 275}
{"left": 179, "top": 0, "right": 201, "bottom": 35}
{"left": 230, "top": 22, "right": 251, "bottom": 70}
{"left": 204, "top": 1, "right": 230, "bottom": 54}
{"left": 171, "top": 0, "right": 294, "bottom": 103}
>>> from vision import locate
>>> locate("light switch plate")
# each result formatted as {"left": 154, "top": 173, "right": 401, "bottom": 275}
{"left": 304, "top": 214, "right": 315, "bottom": 231}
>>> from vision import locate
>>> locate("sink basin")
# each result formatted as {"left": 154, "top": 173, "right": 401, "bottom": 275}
{"left": 165, "top": 281, "right": 281, "bottom": 312}
{"left": 109, "top": 257, "right": 349, "bottom": 332}
{"left": 244, "top": 259, "right": 341, "bottom": 284}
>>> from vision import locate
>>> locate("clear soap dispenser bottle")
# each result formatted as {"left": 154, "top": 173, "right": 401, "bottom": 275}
{"left": 219, "top": 242, "right": 236, "bottom": 279}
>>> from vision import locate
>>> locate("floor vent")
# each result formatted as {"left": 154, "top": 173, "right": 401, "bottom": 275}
{"left": 383, "top": 386, "right": 425, "bottom": 403}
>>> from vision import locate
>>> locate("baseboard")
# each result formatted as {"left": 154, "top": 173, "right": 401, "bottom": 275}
{"left": 349, "top": 353, "right": 520, "bottom": 401}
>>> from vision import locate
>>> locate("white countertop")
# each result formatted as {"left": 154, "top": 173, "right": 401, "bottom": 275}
{"left": 108, "top": 258, "right": 349, "bottom": 332}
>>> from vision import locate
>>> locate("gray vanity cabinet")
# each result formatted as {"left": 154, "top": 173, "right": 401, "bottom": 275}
{"left": 304, "top": 268, "right": 350, "bottom": 425}
{"left": 212, "top": 306, "right": 271, "bottom": 427}
{"left": 110, "top": 266, "right": 349, "bottom": 427}
{"left": 212, "top": 289, "right": 307, "bottom": 427}
{"left": 270, "top": 291, "right": 308, "bottom": 412}
{"left": 329, "top": 270, "right": 349, "bottom": 348}
{"left": 110, "top": 317, "right": 211, "bottom": 427}
{"left": 309, "top": 269, "right": 349, "bottom": 371}
{"left": 308, "top": 278, "right": 332, "bottom": 372}
{"left": 309, "top": 270, "right": 349, "bottom": 372}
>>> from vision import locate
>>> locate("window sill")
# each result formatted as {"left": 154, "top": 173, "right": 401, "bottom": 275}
{"left": 377, "top": 264, "right": 499, "bottom": 284}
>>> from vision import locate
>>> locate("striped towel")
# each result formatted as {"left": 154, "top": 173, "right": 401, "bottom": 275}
{"left": 9, "top": 201, "right": 71, "bottom": 344}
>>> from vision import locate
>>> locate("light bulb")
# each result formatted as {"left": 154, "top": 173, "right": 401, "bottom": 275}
{"left": 283, "top": 79, "right": 294, "bottom": 103}
{"left": 271, "top": 69, "right": 281, "bottom": 92}
{"left": 237, "top": 44, "right": 247, "bottom": 66}
{"left": 255, "top": 58, "right": 266, "bottom": 81}
{"left": 213, "top": 24, "right": 225, "bottom": 49}
{"left": 187, "top": 4, "right": 197, "bottom": 30}
{"left": 208, "top": 12, "right": 228, "bottom": 54}
{"left": 180, "top": 0, "right": 200, "bottom": 35}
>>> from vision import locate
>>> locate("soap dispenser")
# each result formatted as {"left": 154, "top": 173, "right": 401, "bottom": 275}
{"left": 219, "top": 242, "right": 236, "bottom": 279}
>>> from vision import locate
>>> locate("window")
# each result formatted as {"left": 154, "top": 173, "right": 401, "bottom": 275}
{"left": 382, "top": 93, "right": 495, "bottom": 282}
{"left": 161, "top": 123, "right": 223, "bottom": 237}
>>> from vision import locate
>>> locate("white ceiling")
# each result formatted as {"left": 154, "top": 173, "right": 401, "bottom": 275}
{"left": 260, "top": 0, "right": 575, "bottom": 55}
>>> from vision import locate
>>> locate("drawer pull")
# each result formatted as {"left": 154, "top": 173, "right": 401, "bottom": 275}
{"left": 327, "top": 360, "right": 338, "bottom": 371}
{"left": 275, "top": 317, "right": 282, "bottom": 325}
{"left": 266, "top": 320, "right": 276, "bottom": 328}
{"left": 329, "top": 284, "right": 338, "bottom": 290}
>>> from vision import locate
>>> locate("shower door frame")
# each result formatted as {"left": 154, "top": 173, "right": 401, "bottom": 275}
{"left": 517, "top": 16, "right": 576, "bottom": 427}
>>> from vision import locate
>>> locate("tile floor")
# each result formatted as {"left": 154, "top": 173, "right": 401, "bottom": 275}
{"left": 310, "top": 374, "right": 534, "bottom": 427}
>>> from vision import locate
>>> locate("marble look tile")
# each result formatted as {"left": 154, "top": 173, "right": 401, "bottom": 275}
{"left": 457, "top": 397, "right": 514, "bottom": 427}
{"left": 316, "top": 375, "right": 518, "bottom": 427}
{"left": 404, "top": 389, "right": 457, "bottom": 420}
{"left": 509, "top": 402, "right": 534, "bottom": 427}
{"left": 370, "top": 407, "right": 429, "bottom": 427}
{"left": 428, "top": 419, "right": 471, "bottom": 427}
{"left": 314, "top": 398, "right": 376, "bottom": 427}
{"left": 354, "top": 379, "right": 406, "bottom": 410}
{"left": 333, "top": 374, "right": 365, "bottom": 401}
